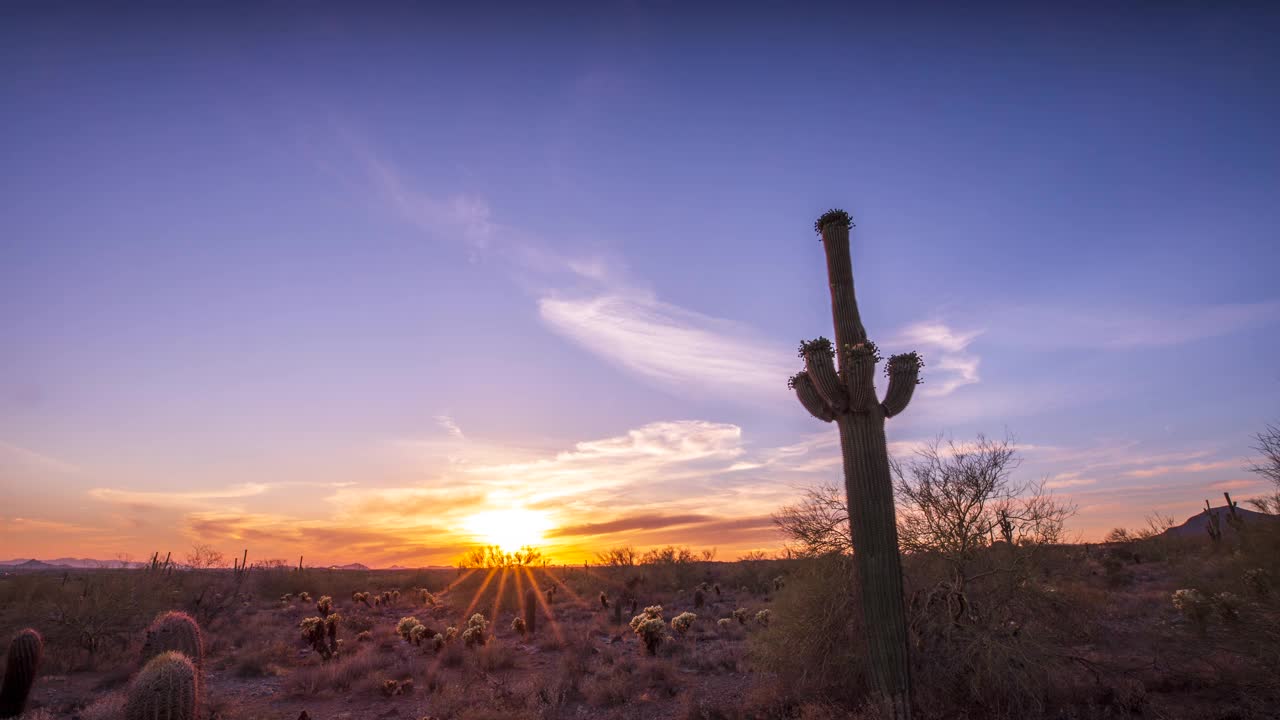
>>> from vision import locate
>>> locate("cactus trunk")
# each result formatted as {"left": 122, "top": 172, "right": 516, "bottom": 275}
{"left": 839, "top": 411, "right": 912, "bottom": 716}
{"left": 791, "top": 211, "right": 920, "bottom": 719}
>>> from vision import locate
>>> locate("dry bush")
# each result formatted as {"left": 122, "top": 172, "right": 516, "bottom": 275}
{"left": 749, "top": 553, "right": 868, "bottom": 706}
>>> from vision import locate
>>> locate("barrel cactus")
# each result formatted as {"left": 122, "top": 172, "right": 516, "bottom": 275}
{"left": 141, "top": 612, "right": 203, "bottom": 669}
{"left": 789, "top": 209, "right": 921, "bottom": 718}
{"left": 0, "top": 628, "right": 43, "bottom": 719}
{"left": 124, "top": 651, "right": 199, "bottom": 720}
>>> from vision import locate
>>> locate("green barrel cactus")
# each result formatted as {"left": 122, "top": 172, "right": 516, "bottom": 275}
{"left": 790, "top": 209, "right": 922, "bottom": 718}
{"left": 0, "top": 628, "right": 43, "bottom": 719}
{"left": 141, "top": 611, "right": 203, "bottom": 669}
{"left": 125, "top": 651, "right": 199, "bottom": 720}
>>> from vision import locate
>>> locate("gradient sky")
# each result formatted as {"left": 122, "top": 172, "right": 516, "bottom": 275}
{"left": 2, "top": 3, "right": 1278, "bottom": 566}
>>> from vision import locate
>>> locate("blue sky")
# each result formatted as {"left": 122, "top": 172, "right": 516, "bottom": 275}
{"left": 2, "top": 2, "right": 1278, "bottom": 564}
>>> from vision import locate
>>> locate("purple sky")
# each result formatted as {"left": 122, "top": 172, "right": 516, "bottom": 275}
{"left": 2, "top": 3, "right": 1278, "bottom": 565}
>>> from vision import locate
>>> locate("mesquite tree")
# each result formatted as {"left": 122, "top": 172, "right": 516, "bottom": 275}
{"left": 789, "top": 209, "right": 922, "bottom": 718}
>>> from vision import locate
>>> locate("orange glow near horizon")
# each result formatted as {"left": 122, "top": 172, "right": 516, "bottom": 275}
{"left": 463, "top": 508, "right": 553, "bottom": 552}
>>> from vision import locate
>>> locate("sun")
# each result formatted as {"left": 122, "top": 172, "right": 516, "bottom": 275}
{"left": 464, "top": 508, "right": 552, "bottom": 552}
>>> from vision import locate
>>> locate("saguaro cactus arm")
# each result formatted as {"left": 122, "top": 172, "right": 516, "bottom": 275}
{"left": 789, "top": 372, "right": 835, "bottom": 422}
{"left": 800, "top": 338, "right": 848, "bottom": 412}
{"left": 882, "top": 352, "right": 924, "bottom": 418}
{"left": 814, "top": 209, "right": 868, "bottom": 349}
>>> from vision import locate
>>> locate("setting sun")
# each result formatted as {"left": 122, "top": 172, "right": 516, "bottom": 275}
{"left": 464, "top": 508, "right": 552, "bottom": 552}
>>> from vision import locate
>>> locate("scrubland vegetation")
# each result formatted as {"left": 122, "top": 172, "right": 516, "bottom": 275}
{"left": 2, "top": 427, "right": 1278, "bottom": 719}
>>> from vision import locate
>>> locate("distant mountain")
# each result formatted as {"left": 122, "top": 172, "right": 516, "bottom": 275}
{"left": 328, "top": 563, "right": 371, "bottom": 571}
{"left": 7, "top": 559, "right": 67, "bottom": 571}
{"left": 1, "top": 558, "right": 146, "bottom": 569}
{"left": 1164, "top": 505, "right": 1278, "bottom": 539}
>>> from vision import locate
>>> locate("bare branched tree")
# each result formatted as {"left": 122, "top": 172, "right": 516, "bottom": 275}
{"left": 595, "top": 546, "right": 638, "bottom": 567}
{"left": 1246, "top": 423, "right": 1280, "bottom": 514}
{"left": 892, "top": 435, "right": 1075, "bottom": 591}
{"left": 185, "top": 543, "right": 225, "bottom": 570}
{"left": 772, "top": 484, "right": 851, "bottom": 557}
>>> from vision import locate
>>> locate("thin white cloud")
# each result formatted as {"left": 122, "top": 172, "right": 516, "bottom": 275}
{"left": 889, "top": 322, "right": 983, "bottom": 397}
{"left": 88, "top": 483, "right": 272, "bottom": 506}
{"left": 997, "top": 301, "right": 1280, "bottom": 350}
{"left": 434, "top": 415, "right": 466, "bottom": 440}
{"left": 539, "top": 292, "right": 794, "bottom": 400}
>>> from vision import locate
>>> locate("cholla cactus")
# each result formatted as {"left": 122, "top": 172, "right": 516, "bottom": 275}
{"left": 124, "top": 651, "right": 198, "bottom": 720}
{"left": 444, "top": 626, "right": 458, "bottom": 642}
{"left": 772, "top": 576, "right": 786, "bottom": 591}
{"left": 391, "top": 590, "right": 401, "bottom": 602}
{"left": 430, "top": 633, "right": 445, "bottom": 652}
{"left": 410, "top": 624, "right": 430, "bottom": 645}
{"left": 0, "top": 628, "right": 43, "bottom": 719}
{"left": 317, "top": 596, "right": 334, "bottom": 616}
{"left": 755, "top": 609, "right": 772, "bottom": 627}
{"left": 1171, "top": 589, "right": 1212, "bottom": 631}
{"left": 141, "top": 611, "right": 203, "bottom": 669}
{"left": 280, "top": 593, "right": 294, "bottom": 603}
{"left": 1244, "top": 568, "right": 1272, "bottom": 597}
{"left": 462, "top": 613, "right": 488, "bottom": 647}
{"left": 298, "top": 591, "right": 312, "bottom": 603}
{"left": 381, "top": 679, "right": 401, "bottom": 697}
{"left": 732, "top": 607, "right": 749, "bottom": 625}
{"left": 599, "top": 592, "right": 609, "bottom": 609}
{"left": 511, "top": 617, "right": 527, "bottom": 635}
{"left": 421, "top": 589, "right": 437, "bottom": 606}
{"left": 353, "top": 591, "right": 371, "bottom": 607}
{"left": 716, "top": 618, "right": 732, "bottom": 631}
{"left": 356, "top": 631, "right": 372, "bottom": 643}
{"left": 629, "top": 606, "right": 665, "bottom": 655}
{"left": 300, "top": 615, "right": 340, "bottom": 660}
{"left": 671, "top": 612, "right": 697, "bottom": 636}
{"left": 397, "top": 617, "right": 426, "bottom": 643}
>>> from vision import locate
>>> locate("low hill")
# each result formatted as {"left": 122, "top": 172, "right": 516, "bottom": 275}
{"left": 1163, "top": 505, "right": 1277, "bottom": 539}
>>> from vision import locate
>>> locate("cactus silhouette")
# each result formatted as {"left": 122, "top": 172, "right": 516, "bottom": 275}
{"left": 0, "top": 628, "right": 43, "bottom": 719}
{"left": 141, "top": 611, "right": 203, "bottom": 669}
{"left": 125, "top": 651, "right": 199, "bottom": 720}
{"left": 790, "top": 209, "right": 921, "bottom": 718}
{"left": 524, "top": 588, "right": 537, "bottom": 635}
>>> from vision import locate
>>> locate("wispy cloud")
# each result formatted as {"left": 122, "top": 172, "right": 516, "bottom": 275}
{"left": 890, "top": 322, "right": 982, "bottom": 397}
{"left": 0, "top": 441, "right": 78, "bottom": 475}
{"left": 434, "top": 415, "right": 466, "bottom": 440}
{"left": 539, "top": 292, "right": 794, "bottom": 400}
{"left": 1121, "top": 459, "right": 1239, "bottom": 479}
{"left": 997, "top": 301, "right": 1280, "bottom": 350}
{"left": 88, "top": 483, "right": 273, "bottom": 507}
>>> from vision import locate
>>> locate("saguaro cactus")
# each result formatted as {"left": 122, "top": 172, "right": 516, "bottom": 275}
{"left": 125, "top": 651, "right": 199, "bottom": 720}
{"left": 0, "top": 628, "right": 43, "bottom": 719}
{"left": 524, "top": 587, "right": 537, "bottom": 635}
{"left": 141, "top": 611, "right": 203, "bottom": 669}
{"left": 789, "top": 209, "right": 921, "bottom": 719}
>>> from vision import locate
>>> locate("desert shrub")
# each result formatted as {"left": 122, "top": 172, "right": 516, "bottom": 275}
{"left": 754, "top": 609, "right": 771, "bottom": 627}
{"left": 732, "top": 607, "right": 749, "bottom": 625}
{"left": 749, "top": 554, "right": 867, "bottom": 707}
{"left": 716, "top": 618, "right": 732, "bottom": 632}
{"left": 1245, "top": 568, "right": 1272, "bottom": 597}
